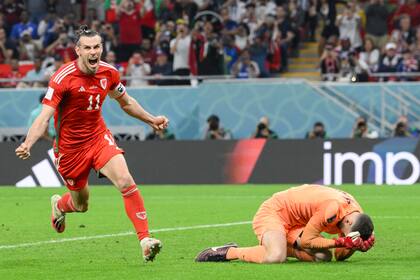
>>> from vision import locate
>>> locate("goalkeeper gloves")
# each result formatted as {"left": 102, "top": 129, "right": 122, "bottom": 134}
{"left": 358, "top": 234, "right": 375, "bottom": 252}
{"left": 334, "top": 236, "right": 363, "bottom": 249}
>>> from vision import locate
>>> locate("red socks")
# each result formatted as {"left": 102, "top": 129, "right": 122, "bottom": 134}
{"left": 57, "top": 192, "right": 76, "bottom": 213}
{"left": 121, "top": 185, "right": 150, "bottom": 240}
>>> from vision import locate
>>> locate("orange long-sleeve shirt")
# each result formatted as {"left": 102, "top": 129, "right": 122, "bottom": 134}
{"left": 268, "top": 184, "right": 362, "bottom": 250}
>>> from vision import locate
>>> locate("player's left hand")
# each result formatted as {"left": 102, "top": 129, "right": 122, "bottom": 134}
{"left": 151, "top": 116, "right": 169, "bottom": 131}
{"left": 357, "top": 234, "right": 375, "bottom": 252}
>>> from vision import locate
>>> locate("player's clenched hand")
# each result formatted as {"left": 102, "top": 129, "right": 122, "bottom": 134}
{"left": 15, "top": 143, "right": 31, "bottom": 160}
{"left": 150, "top": 116, "right": 169, "bottom": 131}
{"left": 357, "top": 234, "right": 375, "bottom": 252}
{"left": 334, "top": 236, "right": 363, "bottom": 249}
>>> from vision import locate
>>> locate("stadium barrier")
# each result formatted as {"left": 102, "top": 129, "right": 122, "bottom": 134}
{"left": 1, "top": 138, "right": 419, "bottom": 187}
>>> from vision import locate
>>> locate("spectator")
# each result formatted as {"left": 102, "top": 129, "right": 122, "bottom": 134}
{"left": 189, "top": 21, "right": 206, "bottom": 76}
{"left": 356, "top": 38, "right": 380, "bottom": 81}
{"left": 45, "top": 32, "right": 77, "bottom": 63}
{"left": 393, "top": 0, "right": 420, "bottom": 28}
{"left": 151, "top": 50, "right": 172, "bottom": 85}
{"left": 27, "top": 94, "right": 55, "bottom": 142}
{"left": 223, "top": 35, "right": 240, "bottom": 74}
{"left": 63, "top": 12, "right": 79, "bottom": 40}
{"left": 18, "top": 30, "right": 41, "bottom": 61}
{"left": 126, "top": 52, "right": 151, "bottom": 87}
{"left": 318, "top": 0, "right": 339, "bottom": 56}
{"left": 140, "top": 38, "right": 156, "bottom": 66}
{"left": 391, "top": 15, "right": 416, "bottom": 51}
{"left": 306, "top": 122, "right": 327, "bottom": 139}
{"left": 27, "top": 0, "right": 48, "bottom": 23}
{"left": 42, "top": 18, "right": 66, "bottom": 48}
{"left": 242, "top": 3, "right": 258, "bottom": 39}
{"left": 306, "top": 0, "right": 318, "bottom": 42}
{"left": 248, "top": 34, "right": 268, "bottom": 77}
{"left": 199, "top": 21, "right": 224, "bottom": 76}
{"left": 145, "top": 128, "right": 175, "bottom": 140}
{"left": 1, "top": 58, "right": 23, "bottom": 88}
{"left": 378, "top": 42, "right": 402, "bottom": 79}
{"left": 10, "top": 11, "right": 38, "bottom": 43}
{"left": 154, "top": 21, "right": 175, "bottom": 58}
{"left": 21, "top": 58, "right": 45, "bottom": 88}
{"left": 255, "top": 0, "right": 277, "bottom": 24}
{"left": 338, "top": 52, "right": 357, "bottom": 82}
{"left": 37, "top": 8, "right": 57, "bottom": 45}
{"left": 173, "top": 0, "right": 198, "bottom": 25}
{"left": 116, "top": 0, "right": 143, "bottom": 61}
{"left": 336, "top": 4, "right": 362, "bottom": 51}
{"left": 100, "top": 23, "right": 119, "bottom": 57}
{"left": 170, "top": 19, "right": 191, "bottom": 84}
{"left": 0, "top": 27, "right": 17, "bottom": 64}
{"left": 231, "top": 49, "right": 260, "bottom": 78}
{"left": 365, "top": 0, "right": 389, "bottom": 50}
{"left": 44, "top": 54, "right": 64, "bottom": 80}
{"left": 397, "top": 49, "right": 418, "bottom": 81}
{"left": 104, "top": 50, "right": 125, "bottom": 75}
{"left": 412, "top": 27, "right": 420, "bottom": 62}
{"left": 320, "top": 43, "right": 339, "bottom": 81}
{"left": 0, "top": 0, "right": 25, "bottom": 29}
{"left": 251, "top": 116, "right": 278, "bottom": 139}
{"left": 223, "top": 0, "right": 246, "bottom": 23}
{"left": 234, "top": 23, "right": 250, "bottom": 51}
{"left": 205, "top": 114, "right": 232, "bottom": 140}
{"left": 275, "top": 6, "right": 295, "bottom": 72}
{"left": 220, "top": 7, "right": 238, "bottom": 34}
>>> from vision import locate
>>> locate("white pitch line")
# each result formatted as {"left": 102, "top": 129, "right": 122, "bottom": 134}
{"left": 0, "top": 221, "right": 252, "bottom": 250}
{"left": 0, "top": 216, "right": 416, "bottom": 251}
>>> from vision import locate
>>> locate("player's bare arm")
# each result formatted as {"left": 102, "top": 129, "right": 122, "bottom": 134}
{"left": 15, "top": 104, "right": 55, "bottom": 160}
{"left": 113, "top": 91, "right": 169, "bottom": 131}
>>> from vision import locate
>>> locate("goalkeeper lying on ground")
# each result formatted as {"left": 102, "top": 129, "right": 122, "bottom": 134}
{"left": 196, "top": 184, "right": 375, "bottom": 263}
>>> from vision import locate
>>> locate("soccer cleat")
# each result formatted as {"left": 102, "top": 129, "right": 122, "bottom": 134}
{"left": 51, "top": 194, "right": 66, "bottom": 233}
{"left": 195, "top": 243, "right": 238, "bottom": 262}
{"left": 140, "top": 237, "right": 162, "bottom": 262}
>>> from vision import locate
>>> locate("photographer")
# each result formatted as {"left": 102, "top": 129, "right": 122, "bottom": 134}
{"left": 352, "top": 117, "right": 378, "bottom": 138}
{"left": 306, "top": 122, "right": 327, "bottom": 139}
{"left": 204, "top": 114, "right": 232, "bottom": 140}
{"left": 252, "top": 117, "right": 278, "bottom": 139}
{"left": 126, "top": 52, "right": 151, "bottom": 87}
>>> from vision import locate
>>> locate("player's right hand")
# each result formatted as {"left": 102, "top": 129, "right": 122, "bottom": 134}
{"left": 357, "top": 234, "right": 375, "bottom": 252}
{"left": 334, "top": 236, "right": 363, "bottom": 249}
{"left": 15, "top": 143, "right": 31, "bottom": 160}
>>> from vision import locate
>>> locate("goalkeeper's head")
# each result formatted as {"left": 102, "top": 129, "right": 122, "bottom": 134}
{"left": 340, "top": 212, "right": 374, "bottom": 240}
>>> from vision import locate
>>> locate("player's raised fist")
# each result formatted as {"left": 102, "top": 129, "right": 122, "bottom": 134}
{"left": 151, "top": 116, "right": 169, "bottom": 131}
{"left": 15, "top": 143, "right": 31, "bottom": 160}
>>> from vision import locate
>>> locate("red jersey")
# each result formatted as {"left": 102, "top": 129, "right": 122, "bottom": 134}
{"left": 42, "top": 60, "right": 126, "bottom": 153}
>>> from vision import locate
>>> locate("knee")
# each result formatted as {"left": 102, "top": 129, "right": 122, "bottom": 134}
{"left": 74, "top": 202, "right": 89, "bottom": 213}
{"left": 314, "top": 250, "right": 332, "bottom": 262}
{"left": 115, "top": 174, "right": 135, "bottom": 190}
{"left": 263, "top": 252, "right": 287, "bottom": 264}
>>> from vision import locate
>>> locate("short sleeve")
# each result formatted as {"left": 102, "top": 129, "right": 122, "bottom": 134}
{"left": 42, "top": 80, "right": 66, "bottom": 109}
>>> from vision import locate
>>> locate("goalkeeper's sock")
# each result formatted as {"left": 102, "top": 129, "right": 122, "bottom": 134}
{"left": 121, "top": 184, "right": 150, "bottom": 240}
{"left": 57, "top": 192, "right": 76, "bottom": 213}
{"left": 287, "top": 246, "right": 316, "bottom": 262}
{"left": 226, "top": 246, "right": 266, "bottom": 263}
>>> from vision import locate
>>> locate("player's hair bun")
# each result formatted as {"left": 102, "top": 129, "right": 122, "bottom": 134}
{"left": 77, "top": 25, "right": 89, "bottom": 36}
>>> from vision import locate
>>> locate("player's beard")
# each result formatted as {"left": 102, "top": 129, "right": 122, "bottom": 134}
{"left": 83, "top": 56, "right": 99, "bottom": 75}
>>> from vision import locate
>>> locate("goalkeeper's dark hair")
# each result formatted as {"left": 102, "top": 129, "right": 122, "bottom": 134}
{"left": 75, "top": 25, "right": 101, "bottom": 46}
{"left": 350, "top": 213, "right": 374, "bottom": 240}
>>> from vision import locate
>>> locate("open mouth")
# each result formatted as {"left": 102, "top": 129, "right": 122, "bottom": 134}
{"left": 88, "top": 58, "right": 98, "bottom": 66}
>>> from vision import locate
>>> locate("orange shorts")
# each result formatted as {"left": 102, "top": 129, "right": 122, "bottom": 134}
{"left": 252, "top": 198, "right": 303, "bottom": 246}
{"left": 54, "top": 130, "right": 124, "bottom": 191}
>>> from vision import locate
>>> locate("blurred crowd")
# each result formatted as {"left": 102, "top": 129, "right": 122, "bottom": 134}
{"left": 0, "top": 0, "right": 311, "bottom": 88}
{"left": 320, "top": 0, "right": 420, "bottom": 82}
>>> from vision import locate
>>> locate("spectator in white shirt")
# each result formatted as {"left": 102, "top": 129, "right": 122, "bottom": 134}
{"left": 170, "top": 19, "right": 191, "bottom": 85}
{"left": 126, "top": 52, "right": 151, "bottom": 87}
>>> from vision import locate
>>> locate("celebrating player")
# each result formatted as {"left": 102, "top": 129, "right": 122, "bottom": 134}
{"left": 15, "top": 26, "right": 168, "bottom": 262}
{"left": 196, "top": 184, "right": 375, "bottom": 263}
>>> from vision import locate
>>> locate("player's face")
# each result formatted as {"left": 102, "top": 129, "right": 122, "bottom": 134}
{"left": 76, "top": 35, "right": 103, "bottom": 75}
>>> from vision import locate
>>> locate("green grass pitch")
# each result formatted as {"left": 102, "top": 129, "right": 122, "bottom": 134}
{"left": 1, "top": 184, "right": 420, "bottom": 280}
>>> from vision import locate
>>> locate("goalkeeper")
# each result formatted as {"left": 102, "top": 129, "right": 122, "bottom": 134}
{"left": 196, "top": 184, "right": 375, "bottom": 263}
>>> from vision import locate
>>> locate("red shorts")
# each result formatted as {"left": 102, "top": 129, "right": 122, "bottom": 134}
{"left": 252, "top": 198, "right": 303, "bottom": 246}
{"left": 54, "top": 130, "right": 124, "bottom": 191}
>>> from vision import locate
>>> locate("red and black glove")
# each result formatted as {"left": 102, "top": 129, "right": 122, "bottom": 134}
{"left": 334, "top": 236, "right": 363, "bottom": 249}
{"left": 357, "top": 234, "right": 375, "bottom": 252}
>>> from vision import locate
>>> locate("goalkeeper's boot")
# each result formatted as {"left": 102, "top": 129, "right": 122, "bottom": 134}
{"left": 195, "top": 243, "right": 238, "bottom": 262}
{"left": 140, "top": 237, "right": 162, "bottom": 262}
{"left": 51, "top": 194, "right": 66, "bottom": 233}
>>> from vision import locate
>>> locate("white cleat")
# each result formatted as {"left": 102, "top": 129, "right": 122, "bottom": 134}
{"left": 140, "top": 237, "right": 162, "bottom": 262}
{"left": 51, "top": 194, "right": 66, "bottom": 233}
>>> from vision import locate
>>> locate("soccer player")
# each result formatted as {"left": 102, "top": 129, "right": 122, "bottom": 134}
{"left": 15, "top": 26, "right": 168, "bottom": 262}
{"left": 195, "top": 184, "right": 375, "bottom": 263}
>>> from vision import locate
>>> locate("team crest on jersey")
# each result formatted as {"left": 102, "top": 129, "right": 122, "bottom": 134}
{"left": 66, "top": 179, "right": 75, "bottom": 186}
{"left": 100, "top": 78, "right": 107, "bottom": 90}
{"left": 136, "top": 211, "right": 147, "bottom": 220}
